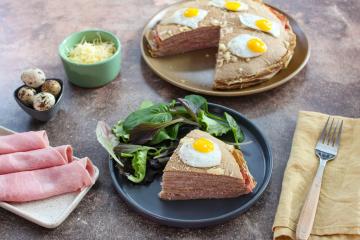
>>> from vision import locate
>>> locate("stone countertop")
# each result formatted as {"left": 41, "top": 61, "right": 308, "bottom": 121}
{"left": 0, "top": 0, "right": 359, "bottom": 239}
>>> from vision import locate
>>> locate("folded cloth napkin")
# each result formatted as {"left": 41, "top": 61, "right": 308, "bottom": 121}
{"left": 273, "top": 111, "right": 360, "bottom": 240}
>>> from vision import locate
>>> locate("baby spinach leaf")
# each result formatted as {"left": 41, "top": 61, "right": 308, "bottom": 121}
{"left": 96, "top": 121, "right": 123, "bottom": 167}
{"left": 224, "top": 112, "right": 244, "bottom": 143}
{"left": 123, "top": 103, "right": 172, "bottom": 132}
{"left": 127, "top": 149, "right": 148, "bottom": 183}
{"left": 184, "top": 95, "right": 224, "bottom": 121}
{"left": 206, "top": 111, "right": 226, "bottom": 122}
{"left": 198, "top": 110, "right": 231, "bottom": 136}
{"left": 184, "top": 94, "right": 208, "bottom": 111}
{"left": 149, "top": 123, "right": 180, "bottom": 145}
{"left": 129, "top": 118, "right": 190, "bottom": 144}
{"left": 177, "top": 98, "right": 198, "bottom": 122}
{"left": 171, "top": 95, "right": 208, "bottom": 121}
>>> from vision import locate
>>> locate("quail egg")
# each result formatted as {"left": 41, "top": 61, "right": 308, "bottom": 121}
{"left": 21, "top": 68, "right": 46, "bottom": 88}
{"left": 41, "top": 80, "right": 62, "bottom": 97}
{"left": 17, "top": 86, "right": 37, "bottom": 106}
{"left": 33, "top": 92, "right": 56, "bottom": 111}
{"left": 179, "top": 137, "right": 222, "bottom": 168}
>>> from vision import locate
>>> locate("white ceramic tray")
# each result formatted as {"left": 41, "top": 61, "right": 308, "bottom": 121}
{"left": 0, "top": 126, "right": 99, "bottom": 228}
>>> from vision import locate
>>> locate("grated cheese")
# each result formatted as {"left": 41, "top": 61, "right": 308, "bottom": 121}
{"left": 67, "top": 35, "right": 116, "bottom": 64}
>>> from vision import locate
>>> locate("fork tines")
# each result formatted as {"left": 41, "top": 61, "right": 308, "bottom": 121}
{"left": 318, "top": 117, "right": 344, "bottom": 148}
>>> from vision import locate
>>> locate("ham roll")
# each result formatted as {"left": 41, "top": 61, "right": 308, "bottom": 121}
{"left": 0, "top": 131, "right": 49, "bottom": 154}
{"left": 0, "top": 158, "right": 95, "bottom": 202}
{"left": 0, "top": 145, "right": 73, "bottom": 175}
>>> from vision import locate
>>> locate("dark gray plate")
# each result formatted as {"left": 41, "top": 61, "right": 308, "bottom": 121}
{"left": 109, "top": 103, "right": 272, "bottom": 228}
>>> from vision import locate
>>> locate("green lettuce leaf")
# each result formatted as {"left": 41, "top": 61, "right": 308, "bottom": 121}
{"left": 149, "top": 123, "right": 180, "bottom": 145}
{"left": 96, "top": 121, "right": 123, "bottom": 167}
{"left": 127, "top": 149, "right": 148, "bottom": 183}
{"left": 224, "top": 112, "right": 244, "bottom": 143}
{"left": 129, "top": 118, "right": 197, "bottom": 144}
{"left": 112, "top": 120, "right": 129, "bottom": 142}
{"left": 198, "top": 110, "right": 230, "bottom": 136}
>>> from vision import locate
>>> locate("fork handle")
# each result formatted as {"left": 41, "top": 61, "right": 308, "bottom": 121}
{"left": 296, "top": 159, "right": 327, "bottom": 240}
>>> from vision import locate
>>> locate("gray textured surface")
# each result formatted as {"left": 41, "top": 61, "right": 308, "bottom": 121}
{"left": 0, "top": 0, "right": 359, "bottom": 239}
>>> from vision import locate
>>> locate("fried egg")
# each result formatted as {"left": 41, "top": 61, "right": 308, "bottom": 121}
{"left": 209, "top": 0, "right": 248, "bottom": 12}
{"left": 179, "top": 137, "right": 222, "bottom": 168}
{"left": 228, "top": 34, "right": 267, "bottom": 58}
{"left": 240, "top": 13, "right": 281, "bottom": 37}
{"left": 161, "top": 7, "right": 208, "bottom": 29}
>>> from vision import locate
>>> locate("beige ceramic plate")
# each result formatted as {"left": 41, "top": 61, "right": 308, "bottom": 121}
{"left": 0, "top": 126, "right": 99, "bottom": 228}
{"left": 141, "top": 1, "right": 310, "bottom": 96}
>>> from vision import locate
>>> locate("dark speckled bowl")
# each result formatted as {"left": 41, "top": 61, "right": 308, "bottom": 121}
{"left": 14, "top": 78, "right": 63, "bottom": 122}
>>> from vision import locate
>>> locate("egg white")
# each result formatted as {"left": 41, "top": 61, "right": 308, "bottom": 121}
{"left": 178, "top": 139, "right": 222, "bottom": 168}
{"left": 161, "top": 8, "right": 208, "bottom": 29}
{"left": 227, "top": 34, "right": 267, "bottom": 58}
{"left": 239, "top": 13, "right": 281, "bottom": 37}
{"left": 209, "top": 0, "right": 248, "bottom": 11}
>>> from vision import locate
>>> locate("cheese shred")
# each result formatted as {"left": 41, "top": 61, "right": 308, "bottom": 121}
{"left": 67, "top": 34, "right": 116, "bottom": 64}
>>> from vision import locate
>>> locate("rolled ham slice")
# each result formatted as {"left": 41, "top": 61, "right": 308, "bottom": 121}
{"left": 0, "top": 131, "right": 49, "bottom": 154}
{"left": 0, "top": 145, "right": 73, "bottom": 175}
{"left": 0, "top": 157, "right": 95, "bottom": 202}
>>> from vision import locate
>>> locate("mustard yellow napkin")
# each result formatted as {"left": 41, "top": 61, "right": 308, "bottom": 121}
{"left": 273, "top": 111, "right": 360, "bottom": 240}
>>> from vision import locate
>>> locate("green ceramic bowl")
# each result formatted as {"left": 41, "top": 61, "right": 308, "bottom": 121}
{"left": 59, "top": 29, "right": 121, "bottom": 88}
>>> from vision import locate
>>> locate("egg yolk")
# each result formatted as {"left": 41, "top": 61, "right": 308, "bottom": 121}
{"left": 247, "top": 38, "right": 267, "bottom": 53}
{"left": 255, "top": 19, "right": 272, "bottom": 32}
{"left": 184, "top": 7, "right": 199, "bottom": 18}
{"left": 225, "top": 1, "right": 241, "bottom": 11}
{"left": 193, "top": 138, "right": 214, "bottom": 153}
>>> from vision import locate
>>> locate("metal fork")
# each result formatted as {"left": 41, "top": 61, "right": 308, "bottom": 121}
{"left": 296, "top": 117, "right": 344, "bottom": 240}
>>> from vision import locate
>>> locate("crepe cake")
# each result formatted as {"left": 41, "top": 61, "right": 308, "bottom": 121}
{"left": 145, "top": 0, "right": 296, "bottom": 90}
{"left": 159, "top": 129, "right": 256, "bottom": 200}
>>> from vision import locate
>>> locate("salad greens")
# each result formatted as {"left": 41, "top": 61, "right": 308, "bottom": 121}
{"left": 96, "top": 95, "right": 246, "bottom": 184}
{"left": 198, "top": 110, "right": 230, "bottom": 136}
{"left": 225, "top": 112, "right": 245, "bottom": 143}
{"left": 122, "top": 103, "right": 173, "bottom": 132}
{"left": 96, "top": 121, "right": 122, "bottom": 167}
